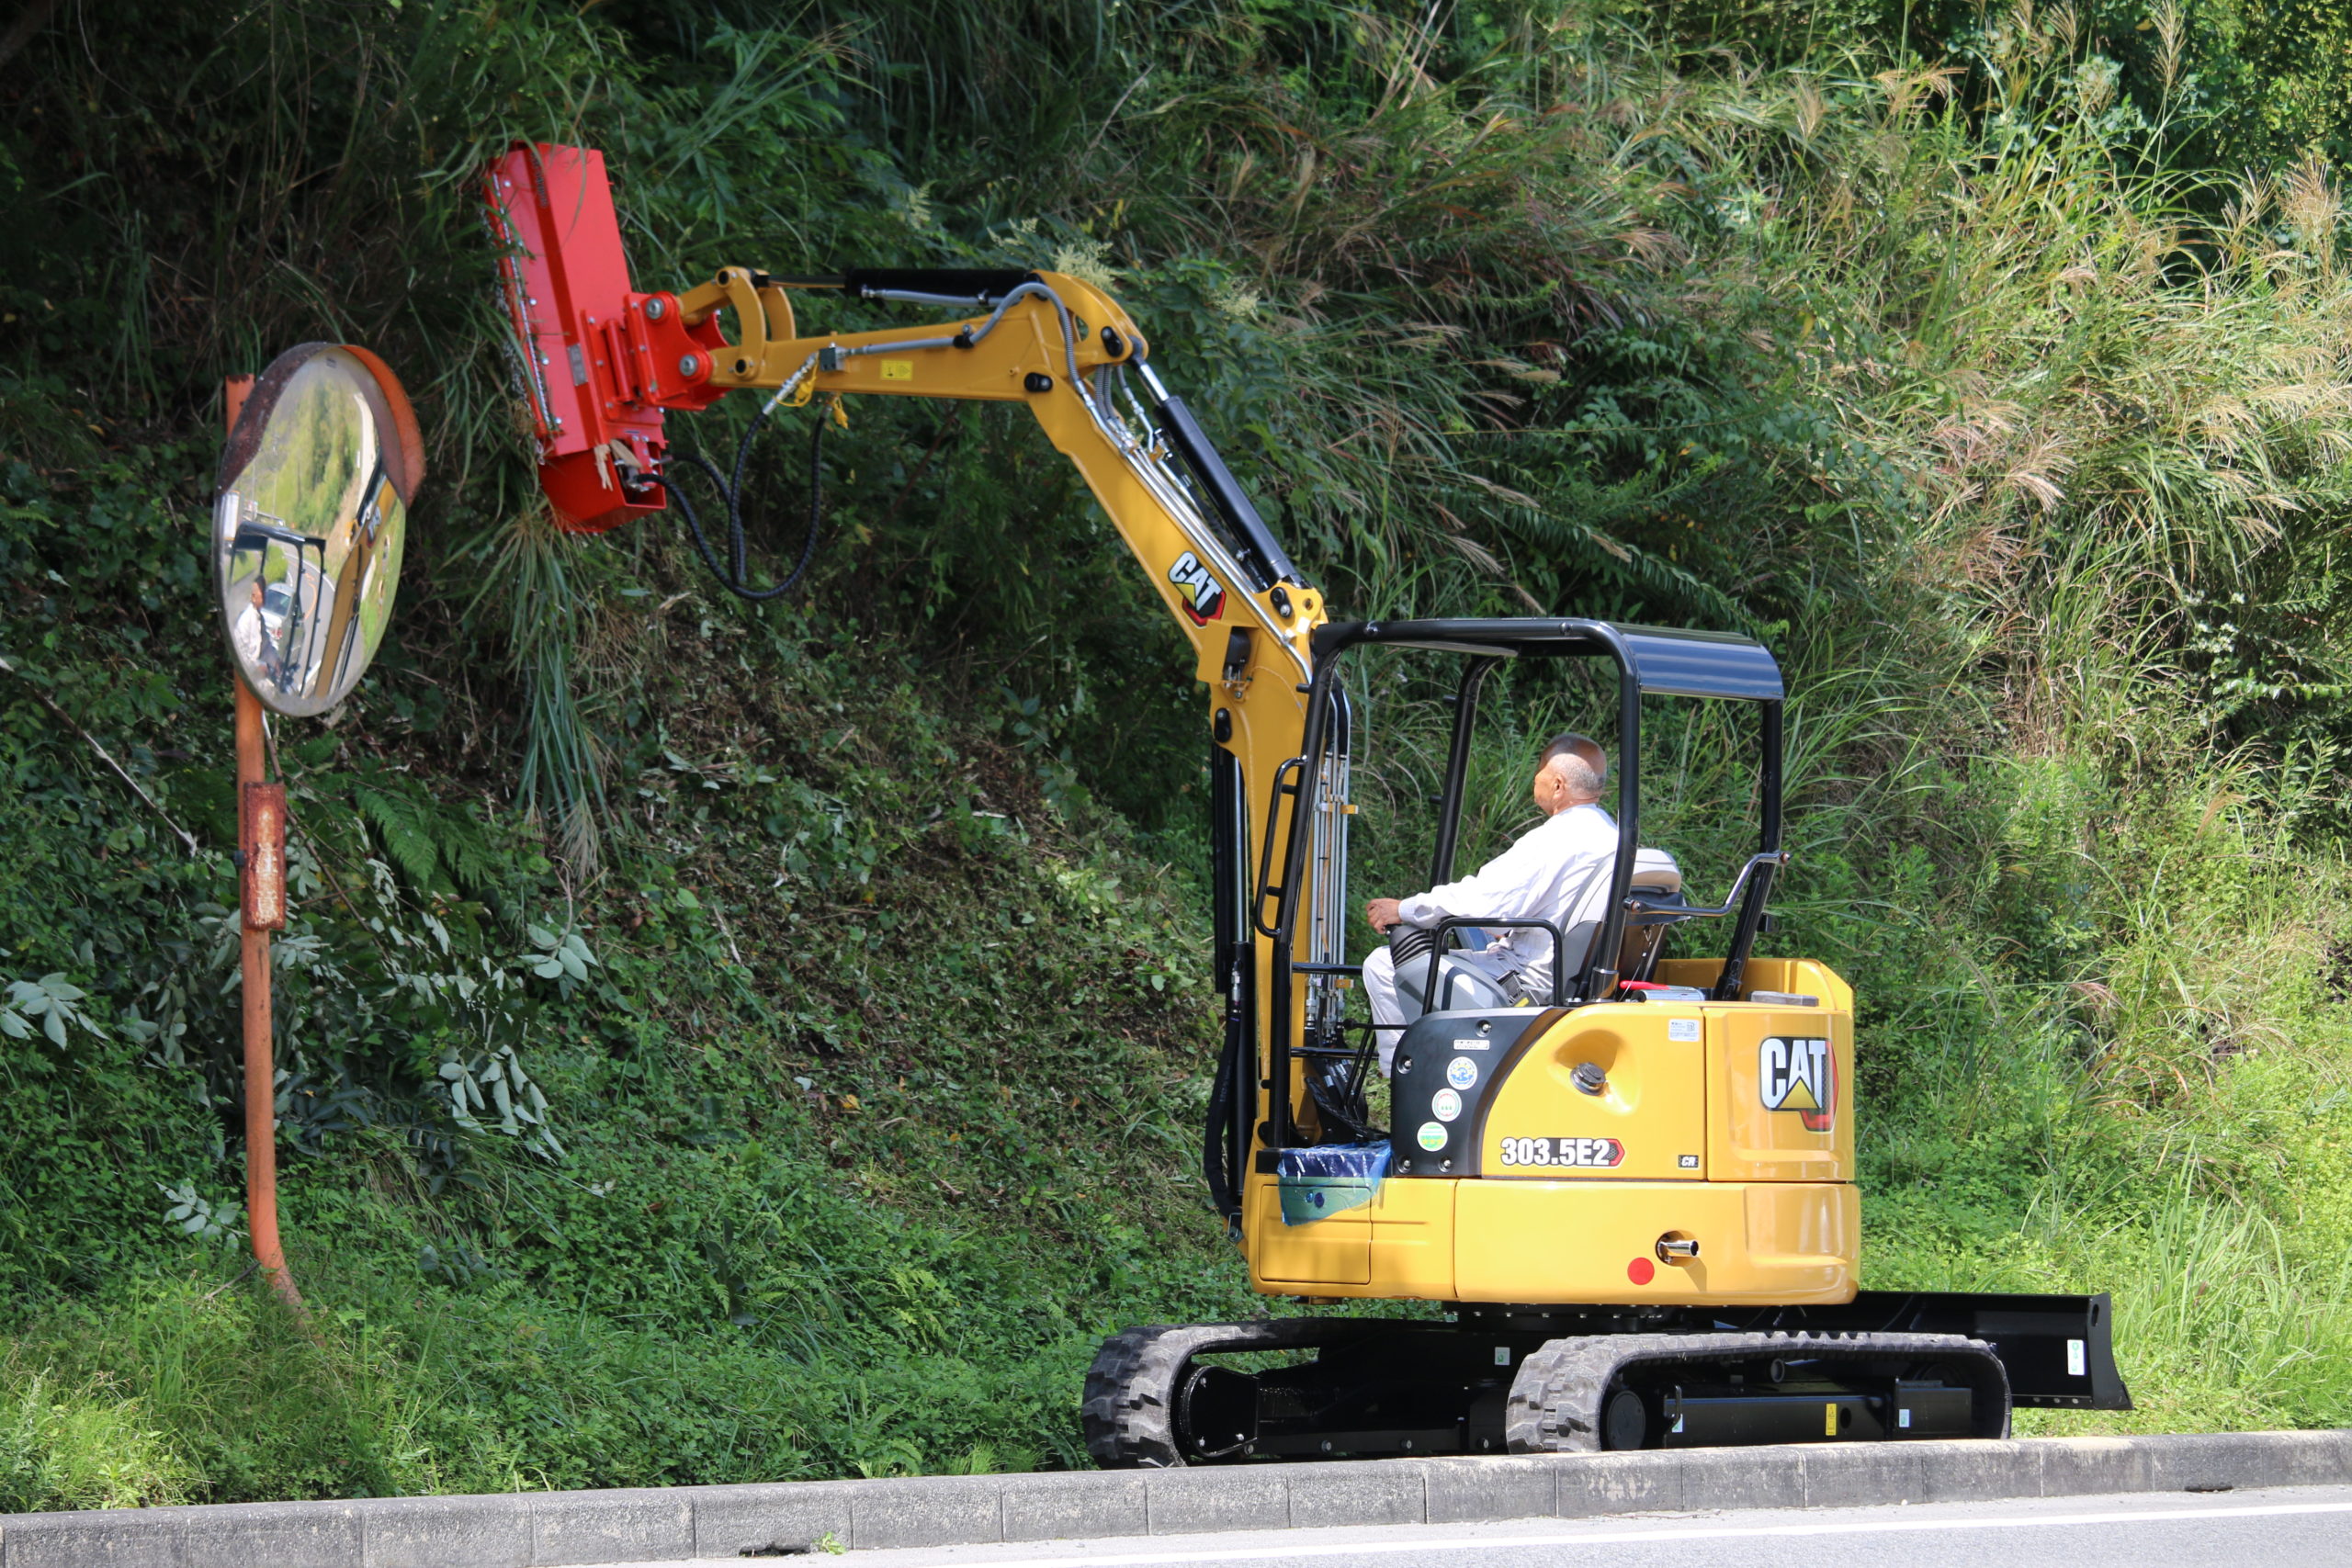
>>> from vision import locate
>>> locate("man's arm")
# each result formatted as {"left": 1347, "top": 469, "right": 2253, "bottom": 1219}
{"left": 1388, "top": 820, "right": 1565, "bottom": 931}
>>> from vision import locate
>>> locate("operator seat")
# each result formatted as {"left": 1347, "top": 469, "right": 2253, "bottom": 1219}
{"left": 1558, "top": 845, "right": 1685, "bottom": 990}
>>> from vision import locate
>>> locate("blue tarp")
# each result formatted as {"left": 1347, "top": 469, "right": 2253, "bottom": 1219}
{"left": 1275, "top": 1142, "right": 1392, "bottom": 1225}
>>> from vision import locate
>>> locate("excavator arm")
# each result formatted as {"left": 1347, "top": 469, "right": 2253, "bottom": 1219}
{"left": 484, "top": 146, "right": 1317, "bottom": 683}
{"left": 484, "top": 142, "right": 1353, "bottom": 1223}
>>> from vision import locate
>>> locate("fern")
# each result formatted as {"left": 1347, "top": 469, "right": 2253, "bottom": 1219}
{"left": 351, "top": 781, "right": 517, "bottom": 919}
{"left": 356, "top": 786, "right": 441, "bottom": 895}
{"left": 438, "top": 808, "right": 503, "bottom": 903}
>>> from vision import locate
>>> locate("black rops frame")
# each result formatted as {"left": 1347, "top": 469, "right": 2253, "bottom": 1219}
{"left": 1261, "top": 618, "right": 1788, "bottom": 1147}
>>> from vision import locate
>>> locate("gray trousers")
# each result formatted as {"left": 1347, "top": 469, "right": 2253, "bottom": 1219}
{"left": 1361, "top": 943, "right": 1518, "bottom": 1073}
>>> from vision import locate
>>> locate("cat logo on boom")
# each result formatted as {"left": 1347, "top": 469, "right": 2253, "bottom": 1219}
{"left": 1758, "top": 1036, "right": 1836, "bottom": 1133}
{"left": 1167, "top": 551, "right": 1226, "bottom": 626}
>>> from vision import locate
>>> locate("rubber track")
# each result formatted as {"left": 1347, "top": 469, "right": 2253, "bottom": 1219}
{"left": 1081, "top": 1319, "right": 1385, "bottom": 1469}
{"left": 1504, "top": 1330, "right": 2012, "bottom": 1454}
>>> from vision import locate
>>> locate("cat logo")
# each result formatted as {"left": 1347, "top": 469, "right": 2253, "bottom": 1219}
{"left": 1167, "top": 550, "right": 1227, "bottom": 626}
{"left": 1758, "top": 1036, "right": 1835, "bottom": 1133}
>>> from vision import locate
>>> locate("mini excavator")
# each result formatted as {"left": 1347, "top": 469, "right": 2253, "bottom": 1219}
{"left": 484, "top": 144, "right": 2129, "bottom": 1461}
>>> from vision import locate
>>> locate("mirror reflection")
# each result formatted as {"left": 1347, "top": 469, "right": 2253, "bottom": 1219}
{"left": 213, "top": 345, "right": 411, "bottom": 718}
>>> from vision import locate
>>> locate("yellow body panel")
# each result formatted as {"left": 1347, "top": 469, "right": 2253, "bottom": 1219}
{"left": 1453, "top": 1179, "right": 1858, "bottom": 1305}
{"left": 1247, "top": 1170, "right": 1466, "bottom": 1293}
{"left": 1476, "top": 1003, "right": 1708, "bottom": 1180}
{"left": 1250, "top": 963, "right": 1862, "bottom": 1308}
{"left": 1663, "top": 957, "right": 1853, "bottom": 1184}
{"left": 1250, "top": 1176, "right": 1373, "bottom": 1285}
{"left": 1364, "top": 1177, "right": 1459, "bottom": 1298}
{"left": 1706, "top": 1010, "right": 1852, "bottom": 1183}
{"left": 1250, "top": 1173, "right": 1859, "bottom": 1306}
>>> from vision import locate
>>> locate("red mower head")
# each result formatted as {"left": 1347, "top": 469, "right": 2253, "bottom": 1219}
{"left": 483, "top": 144, "right": 728, "bottom": 532}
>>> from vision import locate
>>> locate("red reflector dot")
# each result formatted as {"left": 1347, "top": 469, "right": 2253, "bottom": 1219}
{"left": 1627, "top": 1257, "right": 1656, "bottom": 1285}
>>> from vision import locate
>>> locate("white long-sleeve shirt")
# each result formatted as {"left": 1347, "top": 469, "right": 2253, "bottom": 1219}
{"left": 232, "top": 604, "right": 266, "bottom": 671}
{"left": 1397, "top": 802, "right": 1619, "bottom": 1003}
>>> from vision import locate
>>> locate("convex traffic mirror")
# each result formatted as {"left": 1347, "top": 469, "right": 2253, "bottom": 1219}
{"left": 212, "top": 344, "right": 422, "bottom": 716}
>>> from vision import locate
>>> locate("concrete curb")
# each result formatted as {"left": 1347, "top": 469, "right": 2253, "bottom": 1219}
{"left": 2, "top": 1430, "right": 2346, "bottom": 1567}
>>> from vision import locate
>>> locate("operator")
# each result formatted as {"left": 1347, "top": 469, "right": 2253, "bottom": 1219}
{"left": 232, "top": 578, "right": 269, "bottom": 678}
{"left": 1361, "top": 734, "right": 1615, "bottom": 1072}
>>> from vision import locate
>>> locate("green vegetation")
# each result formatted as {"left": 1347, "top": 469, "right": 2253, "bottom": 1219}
{"left": 4, "top": 0, "right": 2352, "bottom": 1503}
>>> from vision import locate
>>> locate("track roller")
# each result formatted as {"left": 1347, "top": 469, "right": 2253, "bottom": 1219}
{"left": 1084, "top": 1322, "right": 2012, "bottom": 1466}
{"left": 1082, "top": 1320, "right": 1351, "bottom": 1468}
{"left": 1505, "top": 1330, "right": 2011, "bottom": 1452}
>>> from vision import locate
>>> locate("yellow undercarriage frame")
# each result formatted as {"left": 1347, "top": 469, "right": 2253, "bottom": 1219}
{"left": 1246, "top": 958, "right": 1861, "bottom": 1308}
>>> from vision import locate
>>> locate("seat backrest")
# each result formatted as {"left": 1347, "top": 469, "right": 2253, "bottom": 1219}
{"left": 1560, "top": 846, "right": 1679, "bottom": 927}
{"left": 1560, "top": 847, "right": 1684, "bottom": 989}
{"left": 1630, "top": 846, "right": 1681, "bottom": 897}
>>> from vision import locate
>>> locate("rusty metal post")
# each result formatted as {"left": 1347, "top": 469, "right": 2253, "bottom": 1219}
{"left": 225, "top": 373, "right": 302, "bottom": 1312}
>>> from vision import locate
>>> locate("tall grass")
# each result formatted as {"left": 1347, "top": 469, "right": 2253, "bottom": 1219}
{"left": 0, "top": 1367, "right": 195, "bottom": 1513}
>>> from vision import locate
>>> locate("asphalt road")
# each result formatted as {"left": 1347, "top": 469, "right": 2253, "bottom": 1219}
{"left": 601, "top": 1484, "right": 2352, "bottom": 1568}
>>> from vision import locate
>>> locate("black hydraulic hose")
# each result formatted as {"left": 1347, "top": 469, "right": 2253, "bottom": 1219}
{"left": 1203, "top": 1027, "right": 1240, "bottom": 1222}
{"left": 1151, "top": 392, "right": 1299, "bottom": 592}
{"left": 669, "top": 399, "right": 826, "bottom": 602}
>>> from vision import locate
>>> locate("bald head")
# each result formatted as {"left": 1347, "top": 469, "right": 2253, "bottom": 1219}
{"left": 1533, "top": 733, "right": 1605, "bottom": 814}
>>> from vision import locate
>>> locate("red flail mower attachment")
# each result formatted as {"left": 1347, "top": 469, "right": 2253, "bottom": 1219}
{"left": 483, "top": 145, "right": 725, "bottom": 533}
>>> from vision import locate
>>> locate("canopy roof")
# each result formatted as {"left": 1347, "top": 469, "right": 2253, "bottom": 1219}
{"left": 1310, "top": 617, "right": 1784, "bottom": 703}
